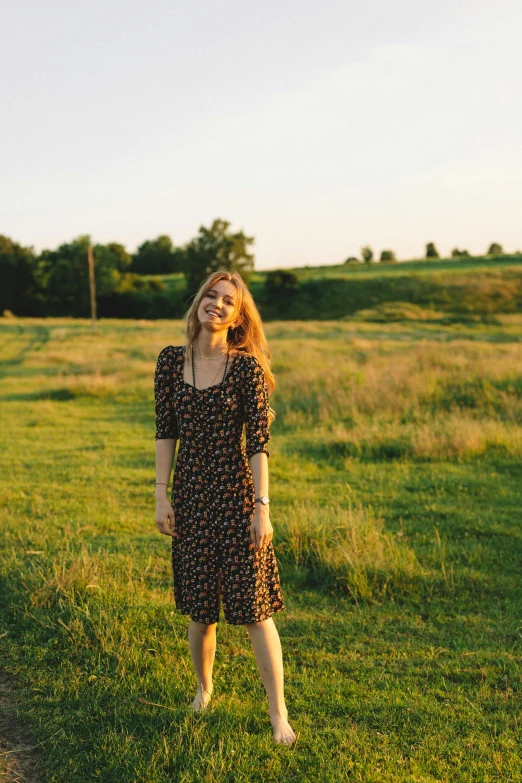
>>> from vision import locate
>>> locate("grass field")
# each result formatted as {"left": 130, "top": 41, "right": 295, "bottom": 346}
{"left": 1, "top": 316, "right": 521, "bottom": 782}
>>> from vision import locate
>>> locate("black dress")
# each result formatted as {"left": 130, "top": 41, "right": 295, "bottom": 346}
{"left": 154, "top": 345, "right": 286, "bottom": 625}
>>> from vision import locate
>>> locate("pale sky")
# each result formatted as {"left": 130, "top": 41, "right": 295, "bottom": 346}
{"left": 1, "top": 0, "right": 521, "bottom": 268}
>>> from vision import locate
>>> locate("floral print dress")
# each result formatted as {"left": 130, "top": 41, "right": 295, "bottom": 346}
{"left": 154, "top": 345, "right": 286, "bottom": 625}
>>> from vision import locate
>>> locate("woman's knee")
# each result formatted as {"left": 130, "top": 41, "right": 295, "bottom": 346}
{"left": 189, "top": 619, "right": 218, "bottom": 635}
{"left": 245, "top": 617, "right": 272, "bottom": 632}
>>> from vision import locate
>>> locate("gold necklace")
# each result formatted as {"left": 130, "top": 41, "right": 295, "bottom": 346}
{"left": 193, "top": 345, "right": 228, "bottom": 361}
{"left": 191, "top": 346, "right": 229, "bottom": 389}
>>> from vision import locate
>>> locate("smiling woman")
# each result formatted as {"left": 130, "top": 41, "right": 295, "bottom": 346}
{"left": 153, "top": 269, "right": 296, "bottom": 746}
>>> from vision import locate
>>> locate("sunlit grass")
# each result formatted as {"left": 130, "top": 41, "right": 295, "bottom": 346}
{"left": 277, "top": 501, "right": 420, "bottom": 601}
{"left": 0, "top": 316, "right": 521, "bottom": 782}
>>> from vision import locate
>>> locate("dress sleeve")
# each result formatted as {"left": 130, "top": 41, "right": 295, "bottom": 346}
{"left": 242, "top": 356, "right": 270, "bottom": 459}
{"left": 154, "top": 346, "right": 179, "bottom": 440}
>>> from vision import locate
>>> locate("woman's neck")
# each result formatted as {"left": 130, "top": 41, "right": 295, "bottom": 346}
{"left": 195, "top": 330, "right": 229, "bottom": 357}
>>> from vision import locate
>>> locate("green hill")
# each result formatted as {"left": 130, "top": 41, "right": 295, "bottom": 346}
{"left": 146, "top": 255, "right": 522, "bottom": 321}
{"left": 249, "top": 255, "right": 522, "bottom": 320}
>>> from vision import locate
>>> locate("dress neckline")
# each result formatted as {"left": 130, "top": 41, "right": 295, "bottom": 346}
{"left": 180, "top": 345, "right": 239, "bottom": 391}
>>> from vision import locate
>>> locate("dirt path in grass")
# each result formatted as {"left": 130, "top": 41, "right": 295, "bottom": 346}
{"left": 0, "top": 670, "right": 43, "bottom": 782}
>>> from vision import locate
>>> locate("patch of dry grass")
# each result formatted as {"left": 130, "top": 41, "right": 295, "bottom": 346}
{"left": 294, "top": 414, "right": 522, "bottom": 462}
{"left": 277, "top": 500, "right": 421, "bottom": 601}
{"left": 269, "top": 329, "right": 522, "bottom": 459}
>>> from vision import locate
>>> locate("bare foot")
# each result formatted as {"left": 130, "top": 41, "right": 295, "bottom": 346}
{"left": 271, "top": 712, "right": 296, "bottom": 745}
{"left": 190, "top": 683, "right": 213, "bottom": 712}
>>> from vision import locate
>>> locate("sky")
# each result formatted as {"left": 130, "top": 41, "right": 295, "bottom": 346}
{"left": 1, "top": 0, "right": 521, "bottom": 269}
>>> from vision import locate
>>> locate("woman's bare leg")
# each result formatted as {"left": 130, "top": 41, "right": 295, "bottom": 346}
{"left": 245, "top": 617, "right": 296, "bottom": 745}
{"left": 188, "top": 619, "right": 217, "bottom": 711}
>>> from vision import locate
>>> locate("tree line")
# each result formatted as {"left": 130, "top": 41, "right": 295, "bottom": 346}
{"left": 345, "top": 242, "right": 511, "bottom": 264}
{"left": 1, "top": 222, "right": 518, "bottom": 320}
{"left": 0, "top": 219, "right": 254, "bottom": 318}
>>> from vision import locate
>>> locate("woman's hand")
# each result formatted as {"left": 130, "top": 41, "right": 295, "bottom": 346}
{"left": 250, "top": 504, "right": 273, "bottom": 552}
{"left": 155, "top": 493, "right": 178, "bottom": 537}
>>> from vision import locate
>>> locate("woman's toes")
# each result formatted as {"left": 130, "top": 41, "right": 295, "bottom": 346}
{"left": 272, "top": 719, "right": 296, "bottom": 745}
{"left": 190, "top": 685, "right": 213, "bottom": 712}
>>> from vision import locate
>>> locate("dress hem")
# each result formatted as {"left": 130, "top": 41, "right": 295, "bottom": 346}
{"left": 173, "top": 603, "right": 286, "bottom": 626}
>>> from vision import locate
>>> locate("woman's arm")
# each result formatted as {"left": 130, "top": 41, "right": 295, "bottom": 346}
{"left": 242, "top": 355, "right": 273, "bottom": 552}
{"left": 154, "top": 347, "right": 180, "bottom": 537}
{"left": 155, "top": 438, "right": 178, "bottom": 537}
{"left": 155, "top": 437, "right": 177, "bottom": 488}
{"left": 242, "top": 355, "right": 271, "bottom": 461}
{"left": 250, "top": 450, "right": 269, "bottom": 498}
{"left": 249, "top": 451, "right": 273, "bottom": 553}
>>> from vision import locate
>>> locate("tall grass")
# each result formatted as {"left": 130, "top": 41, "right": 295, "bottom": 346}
{"left": 277, "top": 501, "right": 420, "bottom": 601}
{"left": 270, "top": 329, "right": 522, "bottom": 461}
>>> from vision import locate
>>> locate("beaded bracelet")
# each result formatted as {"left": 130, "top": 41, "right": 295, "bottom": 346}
{"left": 155, "top": 482, "right": 169, "bottom": 486}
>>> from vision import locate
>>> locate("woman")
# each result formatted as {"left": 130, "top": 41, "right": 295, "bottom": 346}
{"left": 154, "top": 270, "right": 296, "bottom": 746}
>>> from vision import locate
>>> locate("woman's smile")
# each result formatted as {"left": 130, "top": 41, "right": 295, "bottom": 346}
{"left": 198, "top": 281, "right": 239, "bottom": 329}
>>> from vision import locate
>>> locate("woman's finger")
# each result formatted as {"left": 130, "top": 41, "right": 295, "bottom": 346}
{"left": 167, "top": 510, "right": 179, "bottom": 537}
{"left": 168, "top": 513, "right": 180, "bottom": 537}
{"left": 156, "top": 517, "right": 175, "bottom": 537}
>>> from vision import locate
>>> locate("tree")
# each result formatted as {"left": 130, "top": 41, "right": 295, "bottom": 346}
{"left": 36, "top": 236, "right": 123, "bottom": 316}
{"left": 379, "top": 250, "right": 396, "bottom": 263}
{"left": 105, "top": 242, "right": 132, "bottom": 272}
{"left": 131, "top": 235, "right": 180, "bottom": 275}
{"left": 487, "top": 242, "right": 504, "bottom": 256}
{"left": 361, "top": 246, "right": 374, "bottom": 264}
{"left": 451, "top": 248, "right": 470, "bottom": 258}
{"left": 344, "top": 256, "right": 359, "bottom": 264}
{"left": 0, "top": 235, "right": 39, "bottom": 314}
{"left": 426, "top": 242, "right": 440, "bottom": 258}
{"left": 180, "top": 219, "right": 255, "bottom": 298}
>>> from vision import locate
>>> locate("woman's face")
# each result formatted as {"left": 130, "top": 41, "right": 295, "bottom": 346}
{"left": 197, "top": 278, "right": 241, "bottom": 333}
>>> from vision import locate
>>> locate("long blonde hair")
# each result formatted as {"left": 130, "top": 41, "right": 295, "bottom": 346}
{"left": 184, "top": 270, "right": 276, "bottom": 420}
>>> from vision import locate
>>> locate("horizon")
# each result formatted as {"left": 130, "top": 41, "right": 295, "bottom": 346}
{"left": 5, "top": 231, "right": 519, "bottom": 272}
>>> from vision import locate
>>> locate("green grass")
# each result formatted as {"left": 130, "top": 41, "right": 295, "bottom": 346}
{"left": 0, "top": 317, "right": 521, "bottom": 782}
{"left": 287, "top": 254, "right": 522, "bottom": 279}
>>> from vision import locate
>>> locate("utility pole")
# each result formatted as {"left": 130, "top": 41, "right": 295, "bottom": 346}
{"left": 87, "top": 242, "right": 97, "bottom": 333}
